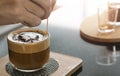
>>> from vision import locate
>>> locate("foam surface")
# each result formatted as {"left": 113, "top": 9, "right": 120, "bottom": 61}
{"left": 12, "top": 32, "right": 44, "bottom": 43}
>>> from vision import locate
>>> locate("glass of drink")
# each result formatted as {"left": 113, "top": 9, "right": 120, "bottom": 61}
{"left": 108, "top": 1, "right": 120, "bottom": 26}
{"left": 97, "top": 3, "right": 117, "bottom": 33}
{"left": 7, "top": 28, "right": 50, "bottom": 72}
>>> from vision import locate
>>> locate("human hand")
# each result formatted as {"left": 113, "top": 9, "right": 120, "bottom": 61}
{"left": 0, "top": 0, "right": 56, "bottom": 27}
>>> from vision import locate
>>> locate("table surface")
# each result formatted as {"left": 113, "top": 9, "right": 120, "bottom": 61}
{"left": 1, "top": 0, "right": 120, "bottom": 76}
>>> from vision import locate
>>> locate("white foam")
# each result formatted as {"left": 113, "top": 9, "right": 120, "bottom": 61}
{"left": 9, "top": 32, "right": 44, "bottom": 43}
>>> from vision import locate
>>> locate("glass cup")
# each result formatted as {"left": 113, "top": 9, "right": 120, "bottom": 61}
{"left": 97, "top": 4, "right": 116, "bottom": 33}
{"left": 7, "top": 28, "right": 50, "bottom": 72}
{"left": 108, "top": 1, "right": 120, "bottom": 26}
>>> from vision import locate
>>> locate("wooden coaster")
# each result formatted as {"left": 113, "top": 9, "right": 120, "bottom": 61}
{"left": 80, "top": 15, "right": 120, "bottom": 43}
{"left": 6, "top": 58, "right": 59, "bottom": 76}
{"left": 0, "top": 52, "right": 82, "bottom": 76}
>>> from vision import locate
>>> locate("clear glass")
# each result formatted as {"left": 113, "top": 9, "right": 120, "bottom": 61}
{"left": 97, "top": 4, "right": 115, "bottom": 33}
{"left": 7, "top": 28, "right": 50, "bottom": 72}
{"left": 108, "top": 0, "right": 120, "bottom": 26}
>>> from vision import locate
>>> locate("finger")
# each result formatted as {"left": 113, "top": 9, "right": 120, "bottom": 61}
{"left": 24, "top": 0, "right": 45, "bottom": 18}
{"left": 31, "top": 0, "right": 51, "bottom": 19}
{"left": 21, "top": 10, "right": 41, "bottom": 27}
{"left": 21, "top": 22, "right": 36, "bottom": 27}
{"left": 51, "top": 0, "right": 56, "bottom": 10}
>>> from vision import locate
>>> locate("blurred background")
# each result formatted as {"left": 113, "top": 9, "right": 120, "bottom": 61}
{"left": 0, "top": 0, "right": 110, "bottom": 34}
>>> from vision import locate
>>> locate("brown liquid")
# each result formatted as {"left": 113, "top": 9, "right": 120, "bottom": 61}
{"left": 7, "top": 28, "right": 50, "bottom": 70}
{"left": 99, "top": 24, "right": 114, "bottom": 30}
{"left": 108, "top": 3, "right": 120, "bottom": 22}
{"left": 9, "top": 48, "right": 50, "bottom": 70}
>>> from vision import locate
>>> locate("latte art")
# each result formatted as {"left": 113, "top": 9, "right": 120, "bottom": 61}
{"left": 12, "top": 32, "right": 44, "bottom": 43}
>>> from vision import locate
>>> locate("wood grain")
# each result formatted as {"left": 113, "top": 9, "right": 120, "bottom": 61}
{"left": 80, "top": 14, "right": 120, "bottom": 43}
{"left": 0, "top": 52, "right": 83, "bottom": 76}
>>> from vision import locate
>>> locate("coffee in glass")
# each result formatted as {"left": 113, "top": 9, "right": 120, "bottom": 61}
{"left": 7, "top": 28, "right": 50, "bottom": 72}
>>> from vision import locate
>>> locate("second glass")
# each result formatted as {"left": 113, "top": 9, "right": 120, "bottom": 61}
{"left": 108, "top": 1, "right": 120, "bottom": 26}
{"left": 97, "top": 3, "right": 118, "bottom": 33}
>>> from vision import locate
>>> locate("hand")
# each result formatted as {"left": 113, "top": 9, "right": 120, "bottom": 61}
{"left": 0, "top": 0, "right": 56, "bottom": 27}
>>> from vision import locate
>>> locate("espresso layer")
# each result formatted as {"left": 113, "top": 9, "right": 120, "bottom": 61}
{"left": 9, "top": 48, "right": 50, "bottom": 70}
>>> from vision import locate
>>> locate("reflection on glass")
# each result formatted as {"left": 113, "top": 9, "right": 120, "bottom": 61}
{"left": 96, "top": 45, "right": 117, "bottom": 66}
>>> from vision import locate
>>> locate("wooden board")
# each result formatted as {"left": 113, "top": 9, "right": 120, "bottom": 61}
{"left": 80, "top": 14, "right": 120, "bottom": 43}
{"left": 0, "top": 52, "right": 83, "bottom": 76}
